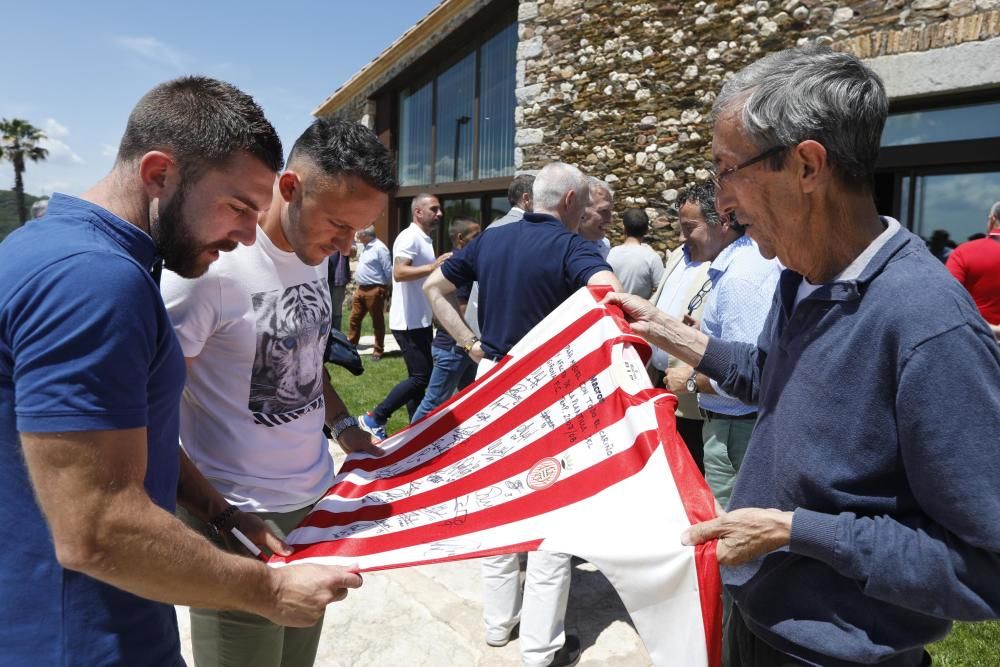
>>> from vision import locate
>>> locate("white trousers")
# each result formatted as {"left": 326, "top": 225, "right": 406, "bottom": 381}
{"left": 481, "top": 550, "right": 572, "bottom": 667}
{"left": 474, "top": 358, "right": 572, "bottom": 666}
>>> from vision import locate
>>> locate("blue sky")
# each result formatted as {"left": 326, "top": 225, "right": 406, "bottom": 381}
{"left": 0, "top": 0, "right": 441, "bottom": 197}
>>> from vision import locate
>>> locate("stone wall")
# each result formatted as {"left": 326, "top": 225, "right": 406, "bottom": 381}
{"left": 514, "top": 0, "right": 1000, "bottom": 248}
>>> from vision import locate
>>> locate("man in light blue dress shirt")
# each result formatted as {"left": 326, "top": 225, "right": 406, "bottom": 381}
{"left": 348, "top": 226, "right": 393, "bottom": 359}
{"left": 663, "top": 182, "right": 779, "bottom": 509}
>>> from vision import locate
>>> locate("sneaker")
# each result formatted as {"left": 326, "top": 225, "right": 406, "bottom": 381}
{"left": 550, "top": 634, "right": 582, "bottom": 667}
{"left": 357, "top": 412, "right": 387, "bottom": 441}
{"left": 485, "top": 622, "right": 519, "bottom": 648}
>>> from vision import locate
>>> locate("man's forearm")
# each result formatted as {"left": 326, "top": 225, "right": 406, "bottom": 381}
{"left": 176, "top": 449, "right": 230, "bottom": 524}
{"left": 645, "top": 311, "right": 710, "bottom": 368}
{"left": 83, "top": 487, "right": 275, "bottom": 614}
{"left": 427, "top": 284, "right": 476, "bottom": 349}
{"left": 322, "top": 365, "right": 350, "bottom": 426}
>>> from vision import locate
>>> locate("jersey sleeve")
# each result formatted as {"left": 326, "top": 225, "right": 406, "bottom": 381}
{"left": 11, "top": 253, "right": 161, "bottom": 432}
{"left": 160, "top": 268, "right": 222, "bottom": 358}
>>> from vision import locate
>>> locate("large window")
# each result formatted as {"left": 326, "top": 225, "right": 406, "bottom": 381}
{"left": 396, "top": 21, "right": 516, "bottom": 187}
{"left": 478, "top": 22, "right": 517, "bottom": 180}
{"left": 435, "top": 52, "right": 476, "bottom": 184}
{"left": 875, "top": 96, "right": 1000, "bottom": 245}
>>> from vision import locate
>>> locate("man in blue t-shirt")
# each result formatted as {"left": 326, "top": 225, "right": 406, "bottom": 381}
{"left": 424, "top": 161, "right": 621, "bottom": 667}
{"left": 0, "top": 77, "right": 363, "bottom": 667}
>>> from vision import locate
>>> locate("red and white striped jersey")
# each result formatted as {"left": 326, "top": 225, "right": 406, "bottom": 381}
{"left": 270, "top": 285, "right": 721, "bottom": 666}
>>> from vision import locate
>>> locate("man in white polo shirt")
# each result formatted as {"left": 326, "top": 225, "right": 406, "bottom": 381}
{"left": 359, "top": 193, "right": 450, "bottom": 439}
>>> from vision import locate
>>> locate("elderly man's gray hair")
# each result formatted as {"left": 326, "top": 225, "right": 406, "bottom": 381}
{"left": 30, "top": 198, "right": 49, "bottom": 219}
{"left": 532, "top": 162, "right": 588, "bottom": 211}
{"left": 586, "top": 175, "right": 614, "bottom": 199}
{"left": 990, "top": 202, "right": 1000, "bottom": 220}
{"left": 713, "top": 44, "right": 888, "bottom": 192}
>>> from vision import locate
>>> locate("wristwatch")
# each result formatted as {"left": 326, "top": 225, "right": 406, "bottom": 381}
{"left": 329, "top": 415, "right": 359, "bottom": 441}
{"left": 461, "top": 336, "right": 480, "bottom": 353}
{"left": 685, "top": 370, "right": 700, "bottom": 394}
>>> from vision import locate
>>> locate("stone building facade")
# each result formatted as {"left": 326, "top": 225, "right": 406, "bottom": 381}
{"left": 317, "top": 0, "right": 1000, "bottom": 250}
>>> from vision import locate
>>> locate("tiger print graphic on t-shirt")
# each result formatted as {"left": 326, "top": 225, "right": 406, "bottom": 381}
{"left": 249, "top": 279, "right": 331, "bottom": 426}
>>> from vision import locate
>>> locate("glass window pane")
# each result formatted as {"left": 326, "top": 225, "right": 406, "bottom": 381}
{"left": 881, "top": 101, "right": 1000, "bottom": 147}
{"left": 910, "top": 171, "right": 1000, "bottom": 244}
{"left": 435, "top": 53, "right": 476, "bottom": 184}
{"left": 478, "top": 22, "right": 517, "bottom": 180}
{"left": 398, "top": 82, "right": 433, "bottom": 186}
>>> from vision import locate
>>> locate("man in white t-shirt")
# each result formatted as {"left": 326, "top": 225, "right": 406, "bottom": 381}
{"left": 161, "top": 118, "right": 396, "bottom": 667}
{"left": 358, "top": 193, "right": 450, "bottom": 439}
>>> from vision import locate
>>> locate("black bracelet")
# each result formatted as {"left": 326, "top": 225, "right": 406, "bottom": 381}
{"left": 208, "top": 505, "right": 239, "bottom": 535}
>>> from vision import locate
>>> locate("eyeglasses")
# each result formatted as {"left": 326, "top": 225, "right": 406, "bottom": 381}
{"left": 710, "top": 145, "right": 787, "bottom": 190}
{"left": 687, "top": 278, "right": 714, "bottom": 316}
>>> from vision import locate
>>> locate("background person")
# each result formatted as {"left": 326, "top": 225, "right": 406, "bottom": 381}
{"left": 607, "top": 207, "right": 664, "bottom": 299}
{"left": 410, "top": 216, "right": 481, "bottom": 423}
{"left": 348, "top": 225, "right": 393, "bottom": 359}
{"left": 425, "top": 161, "right": 621, "bottom": 667}
{"left": 358, "top": 193, "right": 450, "bottom": 439}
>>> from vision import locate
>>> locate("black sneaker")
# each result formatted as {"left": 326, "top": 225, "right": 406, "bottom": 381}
{"left": 550, "top": 634, "right": 581, "bottom": 667}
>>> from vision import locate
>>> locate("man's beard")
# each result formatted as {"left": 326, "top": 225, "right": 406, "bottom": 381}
{"left": 150, "top": 185, "right": 236, "bottom": 278}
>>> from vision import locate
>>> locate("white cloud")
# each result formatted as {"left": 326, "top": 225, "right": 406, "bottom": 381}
{"left": 37, "top": 118, "right": 83, "bottom": 165}
{"left": 44, "top": 118, "right": 70, "bottom": 139}
{"left": 101, "top": 144, "right": 118, "bottom": 158}
{"left": 115, "top": 36, "right": 190, "bottom": 70}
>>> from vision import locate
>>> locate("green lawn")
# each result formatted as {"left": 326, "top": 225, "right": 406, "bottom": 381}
{"left": 929, "top": 620, "right": 1000, "bottom": 666}
{"left": 326, "top": 344, "right": 1000, "bottom": 664}
{"left": 326, "top": 355, "right": 411, "bottom": 436}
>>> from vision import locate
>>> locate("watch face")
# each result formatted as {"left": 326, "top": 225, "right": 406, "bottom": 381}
{"left": 686, "top": 378, "right": 697, "bottom": 393}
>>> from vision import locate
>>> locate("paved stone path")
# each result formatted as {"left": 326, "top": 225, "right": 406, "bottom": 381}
{"left": 176, "top": 449, "right": 653, "bottom": 666}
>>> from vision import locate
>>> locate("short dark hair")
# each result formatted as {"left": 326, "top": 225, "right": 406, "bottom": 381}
{"left": 117, "top": 76, "right": 283, "bottom": 181}
{"left": 622, "top": 208, "right": 649, "bottom": 238}
{"left": 676, "top": 181, "right": 745, "bottom": 234}
{"left": 508, "top": 174, "right": 535, "bottom": 207}
{"left": 449, "top": 216, "right": 479, "bottom": 242}
{"left": 288, "top": 118, "right": 397, "bottom": 194}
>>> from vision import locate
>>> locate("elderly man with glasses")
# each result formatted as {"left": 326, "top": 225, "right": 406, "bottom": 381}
{"left": 608, "top": 45, "right": 1000, "bottom": 666}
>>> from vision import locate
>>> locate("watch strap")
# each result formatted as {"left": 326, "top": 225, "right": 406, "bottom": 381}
{"left": 208, "top": 505, "right": 239, "bottom": 535}
{"left": 330, "top": 415, "right": 359, "bottom": 440}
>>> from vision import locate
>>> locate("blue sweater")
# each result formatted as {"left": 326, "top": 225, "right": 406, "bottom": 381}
{"left": 698, "top": 226, "right": 1000, "bottom": 666}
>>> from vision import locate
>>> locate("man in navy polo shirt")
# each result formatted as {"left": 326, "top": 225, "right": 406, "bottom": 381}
{"left": 0, "top": 77, "right": 363, "bottom": 667}
{"left": 424, "top": 162, "right": 621, "bottom": 667}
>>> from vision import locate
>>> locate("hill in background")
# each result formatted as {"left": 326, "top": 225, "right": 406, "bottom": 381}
{"left": 0, "top": 190, "right": 42, "bottom": 242}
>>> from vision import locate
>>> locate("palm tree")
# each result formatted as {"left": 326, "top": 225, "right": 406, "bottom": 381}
{"left": 0, "top": 118, "right": 48, "bottom": 225}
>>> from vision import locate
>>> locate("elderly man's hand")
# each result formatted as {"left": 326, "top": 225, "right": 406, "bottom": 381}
{"left": 601, "top": 292, "right": 667, "bottom": 336}
{"left": 681, "top": 508, "right": 793, "bottom": 566}
{"left": 665, "top": 365, "right": 693, "bottom": 393}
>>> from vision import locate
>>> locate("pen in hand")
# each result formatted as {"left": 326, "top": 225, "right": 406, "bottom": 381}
{"left": 230, "top": 526, "right": 267, "bottom": 561}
